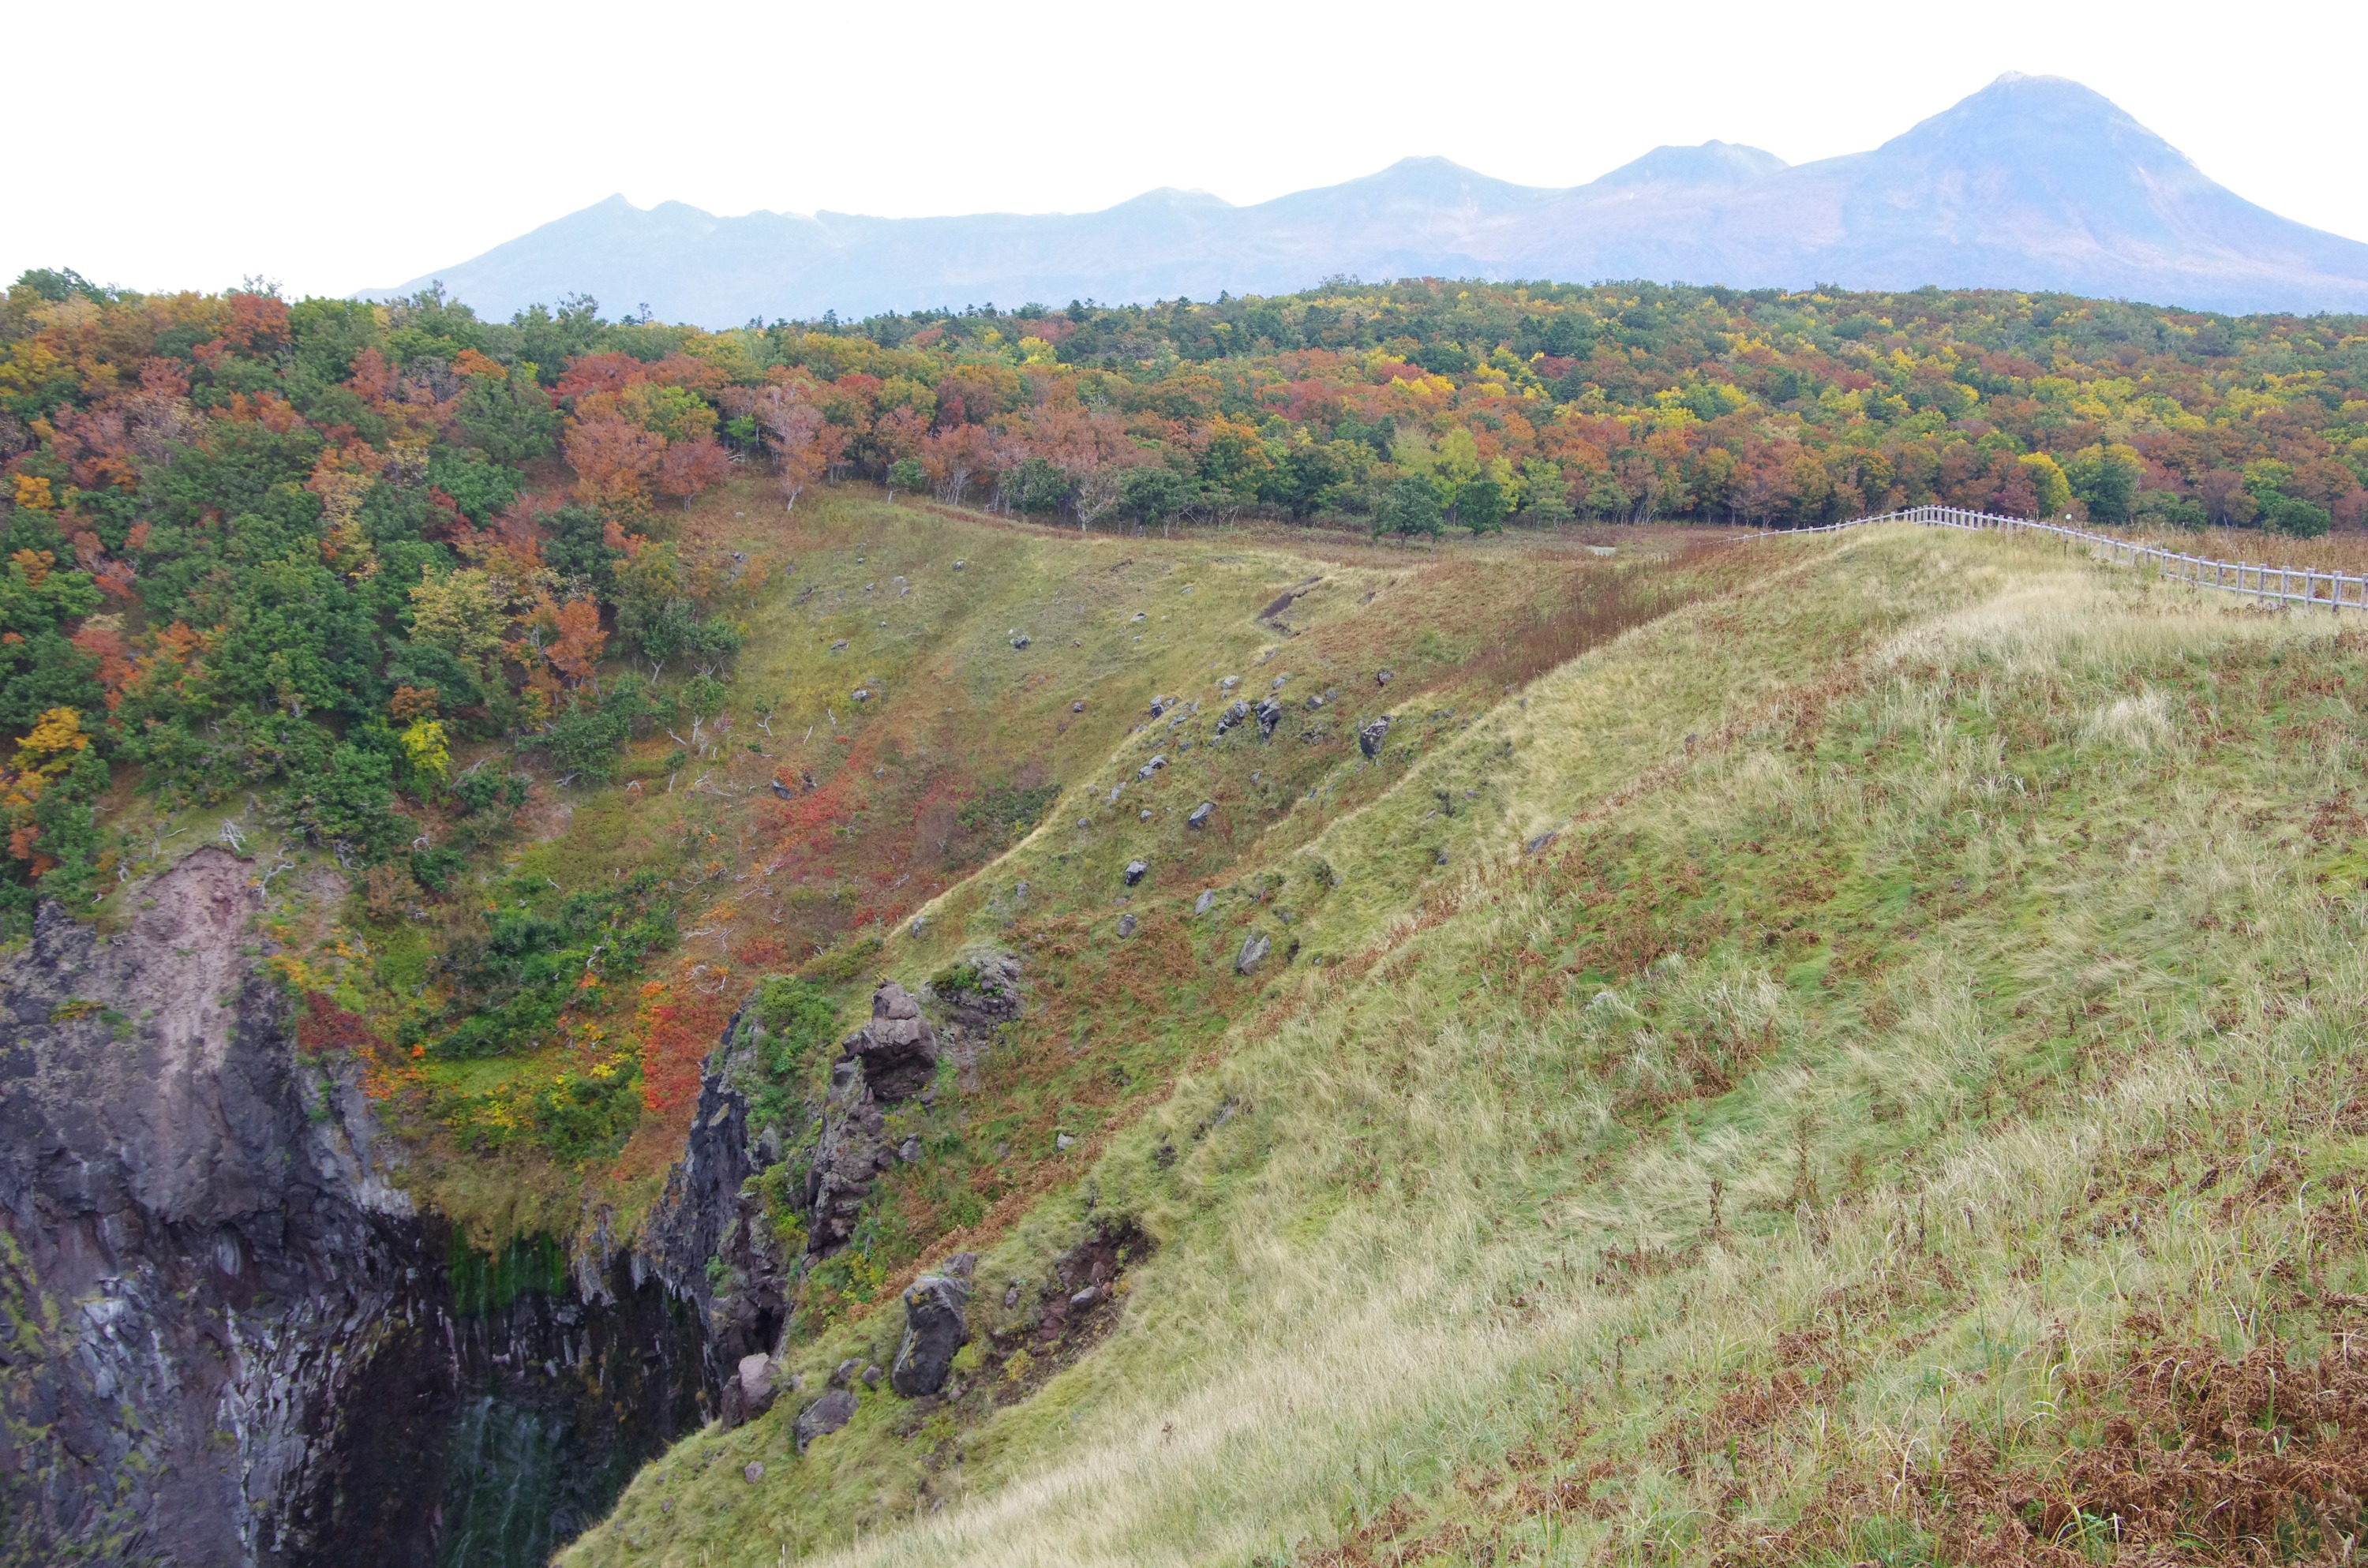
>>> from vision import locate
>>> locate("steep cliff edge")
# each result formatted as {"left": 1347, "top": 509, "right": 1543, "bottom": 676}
{"left": 0, "top": 848, "right": 413, "bottom": 1564}
{"left": 0, "top": 850, "right": 714, "bottom": 1567}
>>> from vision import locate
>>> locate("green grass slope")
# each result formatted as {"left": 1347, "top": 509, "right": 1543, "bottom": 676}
{"left": 258, "top": 481, "right": 1683, "bottom": 1248}
{"left": 571, "top": 522, "right": 2368, "bottom": 1568}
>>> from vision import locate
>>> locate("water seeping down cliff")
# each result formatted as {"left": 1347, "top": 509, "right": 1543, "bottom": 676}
{"left": 0, "top": 850, "right": 714, "bottom": 1567}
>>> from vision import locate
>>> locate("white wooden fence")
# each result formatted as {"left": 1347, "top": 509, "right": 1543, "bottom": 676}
{"left": 1761, "top": 504, "right": 2367, "bottom": 612}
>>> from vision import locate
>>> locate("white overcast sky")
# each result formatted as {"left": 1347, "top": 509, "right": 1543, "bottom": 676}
{"left": 9, "top": 0, "right": 2362, "bottom": 306}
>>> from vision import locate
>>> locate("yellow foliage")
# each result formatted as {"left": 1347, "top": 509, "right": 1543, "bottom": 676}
{"left": 399, "top": 719, "right": 451, "bottom": 784}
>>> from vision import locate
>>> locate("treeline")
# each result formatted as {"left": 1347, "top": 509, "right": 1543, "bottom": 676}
{"left": 767, "top": 277, "right": 2368, "bottom": 540}
{"left": 3, "top": 267, "right": 2366, "bottom": 934}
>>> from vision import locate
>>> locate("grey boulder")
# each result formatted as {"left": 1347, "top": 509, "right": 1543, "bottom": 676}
{"left": 794, "top": 1388, "right": 858, "bottom": 1451}
{"left": 890, "top": 1275, "right": 971, "bottom": 1398}
{"left": 1235, "top": 933, "right": 1271, "bottom": 975}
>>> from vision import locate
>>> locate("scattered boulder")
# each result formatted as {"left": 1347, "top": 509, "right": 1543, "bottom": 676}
{"left": 852, "top": 688, "right": 871, "bottom": 703}
{"left": 1254, "top": 698, "right": 1283, "bottom": 739}
{"left": 832, "top": 1359, "right": 859, "bottom": 1389}
{"left": 1136, "top": 755, "right": 1166, "bottom": 780}
{"left": 1116, "top": 914, "right": 1137, "bottom": 937}
{"left": 954, "top": 559, "right": 966, "bottom": 570}
{"left": 1235, "top": 933, "right": 1271, "bottom": 975}
{"left": 1010, "top": 633, "right": 1032, "bottom": 649}
{"left": 1214, "top": 699, "right": 1251, "bottom": 736}
{"left": 1107, "top": 784, "right": 1122, "bottom": 805}
{"left": 719, "top": 1352, "right": 780, "bottom": 1429}
{"left": 1219, "top": 675, "right": 1240, "bottom": 691}
{"left": 1186, "top": 801, "right": 1214, "bottom": 830}
{"left": 898, "top": 1135, "right": 922, "bottom": 1163}
{"left": 1358, "top": 716, "right": 1392, "bottom": 759}
{"left": 1193, "top": 889, "right": 1215, "bottom": 915}
{"left": 794, "top": 1389, "right": 857, "bottom": 1452}
{"left": 770, "top": 779, "right": 794, "bottom": 799}
{"left": 1524, "top": 830, "right": 1558, "bottom": 855}
{"left": 744, "top": 1461, "right": 764, "bottom": 1484}
{"left": 1056, "top": 1132, "right": 1076, "bottom": 1151}
{"left": 1072, "top": 700, "right": 1085, "bottom": 713}
{"left": 944, "top": 1252, "right": 977, "bottom": 1277}
{"left": 1123, "top": 859, "right": 1148, "bottom": 886}
{"left": 830, "top": 638, "right": 849, "bottom": 652}
{"left": 890, "top": 1275, "right": 971, "bottom": 1398}
{"left": 861, "top": 1364, "right": 882, "bottom": 1389}
{"left": 1376, "top": 669, "right": 1392, "bottom": 687}
{"left": 1148, "top": 695, "right": 1172, "bottom": 717}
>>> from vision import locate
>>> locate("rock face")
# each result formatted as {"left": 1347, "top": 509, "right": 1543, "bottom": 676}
{"left": 890, "top": 1276, "right": 971, "bottom": 1398}
{"left": 0, "top": 850, "right": 711, "bottom": 1567}
{"left": 804, "top": 984, "right": 939, "bottom": 1255}
{"left": 645, "top": 993, "right": 799, "bottom": 1387}
{"left": 0, "top": 851, "right": 414, "bottom": 1565}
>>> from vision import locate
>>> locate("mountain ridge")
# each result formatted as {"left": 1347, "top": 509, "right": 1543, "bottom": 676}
{"left": 377, "top": 74, "right": 2368, "bottom": 324}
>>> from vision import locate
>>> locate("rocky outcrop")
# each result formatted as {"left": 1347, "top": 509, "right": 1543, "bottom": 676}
{"left": 928, "top": 954, "right": 1021, "bottom": 1095}
{"left": 643, "top": 995, "right": 799, "bottom": 1387}
{"left": 0, "top": 851, "right": 713, "bottom": 1568}
{"left": 806, "top": 984, "right": 938, "bottom": 1255}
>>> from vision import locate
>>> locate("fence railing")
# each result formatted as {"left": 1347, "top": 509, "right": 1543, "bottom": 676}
{"left": 1759, "top": 504, "right": 2367, "bottom": 612}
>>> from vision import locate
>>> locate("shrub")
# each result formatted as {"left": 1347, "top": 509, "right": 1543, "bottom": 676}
{"left": 532, "top": 1060, "right": 644, "bottom": 1161}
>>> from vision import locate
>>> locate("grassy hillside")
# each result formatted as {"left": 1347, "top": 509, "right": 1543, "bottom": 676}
{"left": 564, "top": 521, "right": 2368, "bottom": 1567}
{"left": 192, "top": 476, "right": 1699, "bottom": 1251}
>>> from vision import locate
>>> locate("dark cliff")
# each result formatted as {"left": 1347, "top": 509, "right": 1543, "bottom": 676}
{"left": 0, "top": 849, "right": 414, "bottom": 1565}
{"left": 0, "top": 851, "right": 713, "bottom": 1567}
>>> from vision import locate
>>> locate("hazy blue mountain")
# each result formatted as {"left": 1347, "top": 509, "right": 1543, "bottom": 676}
{"left": 373, "top": 75, "right": 2368, "bottom": 324}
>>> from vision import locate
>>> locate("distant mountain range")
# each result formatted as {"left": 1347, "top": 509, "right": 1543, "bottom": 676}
{"left": 375, "top": 75, "right": 2368, "bottom": 324}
